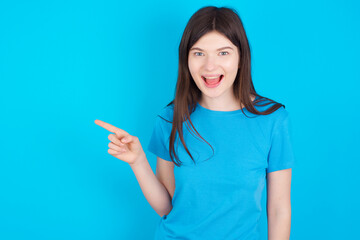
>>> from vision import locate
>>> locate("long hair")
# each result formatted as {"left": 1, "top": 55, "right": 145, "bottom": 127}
{"left": 165, "top": 6, "right": 284, "bottom": 167}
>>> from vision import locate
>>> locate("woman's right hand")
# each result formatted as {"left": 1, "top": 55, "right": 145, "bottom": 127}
{"left": 95, "top": 119, "right": 146, "bottom": 166}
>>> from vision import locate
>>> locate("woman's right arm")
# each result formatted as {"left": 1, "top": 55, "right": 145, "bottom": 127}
{"left": 94, "top": 119, "right": 172, "bottom": 217}
{"left": 129, "top": 155, "right": 173, "bottom": 217}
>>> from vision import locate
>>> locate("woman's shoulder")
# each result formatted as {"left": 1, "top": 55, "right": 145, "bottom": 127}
{"left": 253, "top": 96, "right": 289, "bottom": 120}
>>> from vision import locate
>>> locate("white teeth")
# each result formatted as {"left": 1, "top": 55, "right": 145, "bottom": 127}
{"left": 203, "top": 75, "right": 222, "bottom": 79}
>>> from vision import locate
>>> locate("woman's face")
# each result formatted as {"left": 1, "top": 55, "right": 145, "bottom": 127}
{"left": 188, "top": 31, "right": 240, "bottom": 104}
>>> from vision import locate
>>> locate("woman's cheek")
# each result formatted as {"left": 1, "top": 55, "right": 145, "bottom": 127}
{"left": 224, "top": 57, "right": 240, "bottom": 70}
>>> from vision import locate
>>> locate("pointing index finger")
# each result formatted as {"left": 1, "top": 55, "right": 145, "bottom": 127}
{"left": 94, "top": 119, "right": 128, "bottom": 136}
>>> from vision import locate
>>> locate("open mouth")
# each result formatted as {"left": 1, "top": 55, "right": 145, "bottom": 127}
{"left": 201, "top": 75, "right": 223, "bottom": 87}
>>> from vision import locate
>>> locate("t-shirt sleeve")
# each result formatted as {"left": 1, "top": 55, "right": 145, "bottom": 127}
{"left": 266, "top": 109, "right": 296, "bottom": 173}
{"left": 147, "top": 115, "right": 173, "bottom": 162}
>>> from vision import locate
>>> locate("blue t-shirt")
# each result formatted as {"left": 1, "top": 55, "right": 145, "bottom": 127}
{"left": 147, "top": 99, "right": 295, "bottom": 240}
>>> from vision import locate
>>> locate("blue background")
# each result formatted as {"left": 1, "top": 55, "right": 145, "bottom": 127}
{"left": 1, "top": 0, "right": 359, "bottom": 239}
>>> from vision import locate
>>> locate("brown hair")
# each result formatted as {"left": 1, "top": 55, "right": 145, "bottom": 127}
{"left": 163, "top": 6, "right": 284, "bottom": 167}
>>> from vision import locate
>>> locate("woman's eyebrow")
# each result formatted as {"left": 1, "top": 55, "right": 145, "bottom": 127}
{"left": 189, "top": 46, "right": 234, "bottom": 51}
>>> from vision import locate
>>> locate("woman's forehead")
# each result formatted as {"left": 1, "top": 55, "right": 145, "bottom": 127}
{"left": 191, "top": 31, "right": 236, "bottom": 51}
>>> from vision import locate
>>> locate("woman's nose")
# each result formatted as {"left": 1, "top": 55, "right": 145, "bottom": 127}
{"left": 204, "top": 56, "right": 217, "bottom": 71}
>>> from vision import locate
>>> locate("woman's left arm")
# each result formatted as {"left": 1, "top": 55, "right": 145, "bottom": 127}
{"left": 267, "top": 168, "right": 293, "bottom": 240}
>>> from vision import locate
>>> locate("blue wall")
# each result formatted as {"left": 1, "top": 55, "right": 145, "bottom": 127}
{"left": 1, "top": 0, "right": 359, "bottom": 239}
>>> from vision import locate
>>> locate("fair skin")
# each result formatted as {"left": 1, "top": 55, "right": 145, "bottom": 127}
{"left": 188, "top": 30, "right": 253, "bottom": 110}
{"left": 267, "top": 168, "right": 292, "bottom": 240}
{"left": 95, "top": 30, "right": 292, "bottom": 239}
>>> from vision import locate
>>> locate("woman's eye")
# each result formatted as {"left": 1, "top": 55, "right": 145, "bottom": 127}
{"left": 219, "top": 51, "right": 229, "bottom": 56}
{"left": 194, "top": 52, "right": 204, "bottom": 56}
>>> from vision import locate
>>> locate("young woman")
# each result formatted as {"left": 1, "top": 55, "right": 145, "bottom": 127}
{"left": 95, "top": 6, "right": 295, "bottom": 240}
